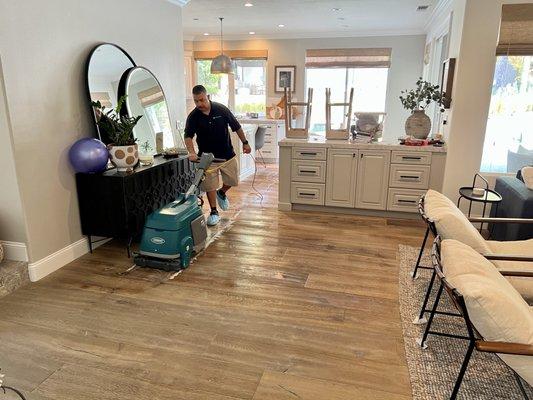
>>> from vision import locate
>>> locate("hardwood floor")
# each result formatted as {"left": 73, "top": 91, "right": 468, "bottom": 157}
{"left": 0, "top": 164, "right": 426, "bottom": 399}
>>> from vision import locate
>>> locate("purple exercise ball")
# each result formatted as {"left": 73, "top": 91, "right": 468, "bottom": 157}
{"left": 69, "top": 138, "right": 109, "bottom": 173}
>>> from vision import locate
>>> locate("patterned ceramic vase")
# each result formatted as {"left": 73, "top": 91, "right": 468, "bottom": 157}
{"left": 405, "top": 110, "right": 431, "bottom": 139}
{"left": 109, "top": 144, "right": 138, "bottom": 172}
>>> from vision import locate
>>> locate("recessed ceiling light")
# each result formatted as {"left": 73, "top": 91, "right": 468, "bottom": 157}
{"left": 203, "top": 32, "right": 209, "bottom": 36}
{"left": 249, "top": 31, "right": 255, "bottom": 35}
{"left": 244, "top": 2, "right": 253, "bottom": 6}
{"left": 278, "top": 24, "right": 285, "bottom": 28}
{"left": 332, "top": 7, "right": 341, "bottom": 11}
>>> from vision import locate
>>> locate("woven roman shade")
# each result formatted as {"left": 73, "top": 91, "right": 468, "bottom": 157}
{"left": 138, "top": 86, "right": 164, "bottom": 107}
{"left": 305, "top": 48, "right": 392, "bottom": 68}
{"left": 496, "top": 4, "right": 533, "bottom": 55}
{"left": 193, "top": 49, "right": 268, "bottom": 60}
{"left": 90, "top": 92, "right": 112, "bottom": 108}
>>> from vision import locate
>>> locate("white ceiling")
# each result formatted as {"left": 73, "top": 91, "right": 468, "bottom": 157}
{"left": 182, "top": 0, "right": 437, "bottom": 41}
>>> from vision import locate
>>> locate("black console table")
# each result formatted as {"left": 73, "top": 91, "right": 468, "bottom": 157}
{"left": 76, "top": 156, "right": 195, "bottom": 256}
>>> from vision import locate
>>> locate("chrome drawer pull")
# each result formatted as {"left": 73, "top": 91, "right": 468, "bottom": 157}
{"left": 398, "top": 199, "right": 417, "bottom": 204}
{"left": 299, "top": 170, "right": 317, "bottom": 174}
{"left": 299, "top": 192, "right": 316, "bottom": 197}
{"left": 300, "top": 152, "right": 318, "bottom": 156}
{"left": 402, "top": 156, "right": 422, "bottom": 160}
{"left": 400, "top": 175, "right": 420, "bottom": 180}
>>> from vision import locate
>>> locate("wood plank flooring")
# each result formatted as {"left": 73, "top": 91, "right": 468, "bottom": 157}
{"left": 0, "top": 164, "right": 426, "bottom": 399}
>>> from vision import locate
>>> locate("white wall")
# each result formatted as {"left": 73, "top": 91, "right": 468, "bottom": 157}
{"left": 193, "top": 35, "right": 426, "bottom": 140}
{"left": 0, "top": 57, "right": 27, "bottom": 245}
{"left": 441, "top": 0, "right": 527, "bottom": 201}
{"left": 0, "top": 0, "right": 186, "bottom": 262}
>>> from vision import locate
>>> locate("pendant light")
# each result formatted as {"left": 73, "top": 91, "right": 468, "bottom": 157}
{"left": 211, "top": 17, "right": 233, "bottom": 74}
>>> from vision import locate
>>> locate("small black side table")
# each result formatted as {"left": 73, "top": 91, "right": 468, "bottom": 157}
{"left": 457, "top": 173, "right": 502, "bottom": 233}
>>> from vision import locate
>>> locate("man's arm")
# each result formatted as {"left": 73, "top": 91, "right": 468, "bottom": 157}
{"left": 184, "top": 137, "right": 198, "bottom": 161}
{"left": 184, "top": 114, "right": 198, "bottom": 161}
{"left": 235, "top": 128, "right": 251, "bottom": 154}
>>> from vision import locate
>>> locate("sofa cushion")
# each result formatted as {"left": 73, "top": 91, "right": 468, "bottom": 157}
{"left": 424, "top": 190, "right": 491, "bottom": 254}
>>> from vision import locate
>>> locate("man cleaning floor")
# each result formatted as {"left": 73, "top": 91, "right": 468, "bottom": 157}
{"left": 184, "top": 85, "right": 252, "bottom": 226}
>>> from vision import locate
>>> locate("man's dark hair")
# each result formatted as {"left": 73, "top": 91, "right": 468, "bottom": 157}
{"left": 192, "top": 85, "right": 207, "bottom": 95}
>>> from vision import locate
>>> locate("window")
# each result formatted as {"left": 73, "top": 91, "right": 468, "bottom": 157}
{"left": 306, "top": 67, "right": 389, "bottom": 134}
{"left": 196, "top": 58, "right": 266, "bottom": 115}
{"left": 480, "top": 56, "right": 533, "bottom": 173}
{"left": 304, "top": 48, "right": 390, "bottom": 135}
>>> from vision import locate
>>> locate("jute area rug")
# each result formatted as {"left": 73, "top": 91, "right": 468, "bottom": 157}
{"left": 398, "top": 244, "right": 532, "bottom": 400}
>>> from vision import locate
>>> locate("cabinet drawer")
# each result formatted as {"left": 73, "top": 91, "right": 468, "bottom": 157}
{"left": 389, "top": 164, "right": 430, "bottom": 189}
{"left": 391, "top": 151, "right": 431, "bottom": 165}
{"left": 387, "top": 188, "right": 426, "bottom": 213}
{"left": 292, "top": 146, "right": 327, "bottom": 160}
{"left": 260, "top": 147, "right": 277, "bottom": 158}
{"left": 291, "top": 160, "right": 326, "bottom": 183}
{"left": 291, "top": 182, "right": 325, "bottom": 205}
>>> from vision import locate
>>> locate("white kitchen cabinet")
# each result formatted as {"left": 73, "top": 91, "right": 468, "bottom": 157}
{"left": 325, "top": 149, "right": 358, "bottom": 208}
{"left": 231, "top": 125, "right": 256, "bottom": 181}
{"left": 355, "top": 150, "right": 391, "bottom": 210}
{"left": 238, "top": 119, "right": 285, "bottom": 162}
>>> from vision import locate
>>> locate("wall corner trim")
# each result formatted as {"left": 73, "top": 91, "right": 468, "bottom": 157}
{"left": 1, "top": 241, "right": 28, "bottom": 262}
{"left": 27, "top": 237, "right": 110, "bottom": 282}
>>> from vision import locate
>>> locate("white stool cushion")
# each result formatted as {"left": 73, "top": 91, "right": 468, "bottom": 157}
{"left": 487, "top": 239, "right": 533, "bottom": 303}
{"left": 424, "top": 190, "right": 491, "bottom": 254}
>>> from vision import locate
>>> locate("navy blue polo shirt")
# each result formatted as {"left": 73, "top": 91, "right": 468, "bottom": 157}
{"left": 184, "top": 101, "right": 241, "bottom": 160}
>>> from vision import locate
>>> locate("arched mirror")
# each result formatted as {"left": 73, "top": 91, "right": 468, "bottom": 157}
{"left": 119, "top": 66, "right": 177, "bottom": 155}
{"left": 86, "top": 43, "right": 136, "bottom": 144}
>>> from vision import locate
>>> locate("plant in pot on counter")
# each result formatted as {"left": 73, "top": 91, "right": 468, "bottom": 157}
{"left": 91, "top": 95, "right": 142, "bottom": 172}
{"left": 399, "top": 78, "right": 444, "bottom": 140}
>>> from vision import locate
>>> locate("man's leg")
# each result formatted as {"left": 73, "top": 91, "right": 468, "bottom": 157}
{"left": 217, "top": 157, "right": 239, "bottom": 210}
{"left": 201, "top": 170, "right": 221, "bottom": 226}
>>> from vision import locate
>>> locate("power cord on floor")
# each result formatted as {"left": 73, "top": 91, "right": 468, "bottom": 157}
{"left": 247, "top": 153, "right": 265, "bottom": 207}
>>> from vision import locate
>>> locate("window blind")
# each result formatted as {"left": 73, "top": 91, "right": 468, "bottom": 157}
{"left": 496, "top": 4, "right": 533, "bottom": 55}
{"left": 305, "top": 48, "right": 392, "bottom": 68}
{"left": 138, "top": 86, "right": 164, "bottom": 108}
{"left": 193, "top": 49, "right": 268, "bottom": 60}
{"left": 91, "top": 92, "right": 112, "bottom": 108}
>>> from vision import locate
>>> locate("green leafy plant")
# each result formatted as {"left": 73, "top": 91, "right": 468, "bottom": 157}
{"left": 399, "top": 78, "right": 444, "bottom": 112}
{"left": 91, "top": 95, "right": 142, "bottom": 146}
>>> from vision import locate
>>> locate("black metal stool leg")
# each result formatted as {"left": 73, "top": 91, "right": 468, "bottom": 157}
{"left": 411, "top": 226, "right": 430, "bottom": 279}
{"left": 418, "top": 281, "right": 444, "bottom": 348}
{"left": 413, "top": 269, "right": 436, "bottom": 324}
{"left": 514, "top": 372, "right": 530, "bottom": 400}
{"left": 450, "top": 341, "right": 475, "bottom": 400}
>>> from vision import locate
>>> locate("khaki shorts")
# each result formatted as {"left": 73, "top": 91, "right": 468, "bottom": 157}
{"left": 201, "top": 156, "right": 239, "bottom": 192}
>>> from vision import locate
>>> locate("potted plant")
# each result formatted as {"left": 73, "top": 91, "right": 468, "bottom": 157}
{"left": 399, "top": 78, "right": 444, "bottom": 139}
{"left": 91, "top": 95, "right": 142, "bottom": 172}
{"left": 139, "top": 140, "right": 154, "bottom": 166}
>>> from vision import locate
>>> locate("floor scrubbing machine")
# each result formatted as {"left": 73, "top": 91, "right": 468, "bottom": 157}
{"left": 133, "top": 153, "right": 220, "bottom": 271}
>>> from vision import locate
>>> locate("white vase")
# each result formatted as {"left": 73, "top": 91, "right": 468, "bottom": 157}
{"left": 405, "top": 110, "right": 431, "bottom": 139}
{"left": 109, "top": 144, "right": 138, "bottom": 172}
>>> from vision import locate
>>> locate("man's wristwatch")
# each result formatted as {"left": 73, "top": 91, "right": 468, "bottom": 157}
{"left": 242, "top": 140, "right": 249, "bottom": 145}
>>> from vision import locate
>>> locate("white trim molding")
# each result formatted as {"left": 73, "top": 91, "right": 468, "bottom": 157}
{"left": 1, "top": 241, "right": 28, "bottom": 262}
{"left": 27, "top": 237, "right": 110, "bottom": 282}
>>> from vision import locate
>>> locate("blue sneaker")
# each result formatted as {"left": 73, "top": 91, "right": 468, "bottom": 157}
{"left": 206, "top": 211, "right": 220, "bottom": 226}
{"left": 216, "top": 190, "right": 230, "bottom": 211}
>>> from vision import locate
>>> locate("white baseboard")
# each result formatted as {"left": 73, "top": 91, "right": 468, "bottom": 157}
{"left": 1, "top": 241, "right": 28, "bottom": 262}
{"left": 28, "top": 237, "right": 111, "bottom": 282}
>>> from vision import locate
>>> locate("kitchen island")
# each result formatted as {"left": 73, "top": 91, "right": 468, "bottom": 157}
{"left": 278, "top": 136, "right": 447, "bottom": 217}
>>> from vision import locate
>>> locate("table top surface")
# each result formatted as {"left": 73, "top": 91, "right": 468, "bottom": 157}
{"left": 458, "top": 187, "right": 502, "bottom": 203}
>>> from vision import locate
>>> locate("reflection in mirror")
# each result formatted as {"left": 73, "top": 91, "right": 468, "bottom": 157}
{"left": 86, "top": 43, "right": 135, "bottom": 143}
{"left": 121, "top": 67, "right": 177, "bottom": 154}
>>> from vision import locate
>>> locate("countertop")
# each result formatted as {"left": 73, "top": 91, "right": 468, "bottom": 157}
{"left": 238, "top": 118, "right": 285, "bottom": 124}
{"left": 279, "top": 136, "right": 447, "bottom": 153}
